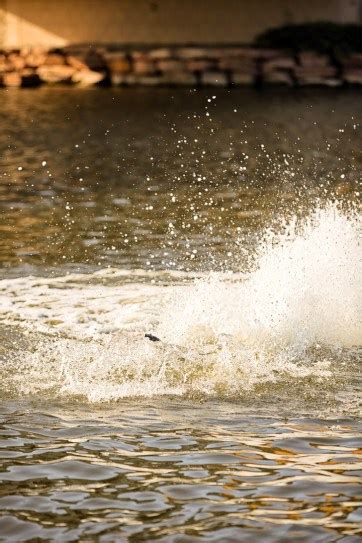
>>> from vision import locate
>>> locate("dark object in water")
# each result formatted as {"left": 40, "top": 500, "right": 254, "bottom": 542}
{"left": 145, "top": 333, "right": 161, "bottom": 342}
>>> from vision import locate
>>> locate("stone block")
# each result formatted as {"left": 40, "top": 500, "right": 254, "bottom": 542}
{"left": 131, "top": 51, "right": 150, "bottom": 61}
{"left": 25, "top": 51, "right": 47, "bottom": 68}
{"left": 295, "top": 65, "right": 337, "bottom": 80}
{"left": 104, "top": 53, "right": 130, "bottom": 73}
{"left": 262, "top": 71, "right": 293, "bottom": 85}
{"left": 7, "top": 53, "right": 25, "bottom": 70}
{"left": 343, "top": 68, "right": 362, "bottom": 84}
{"left": 201, "top": 71, "right": 228, "bottom": 86}
{"left": 44, "top": 53, "right": 67, "bottom": 66}
{"left": 148, "top": 48, "right": 172, "bottom": 60}
{"left": 177, "top": 48, "right": 209, "bottom": 59}
{"left": 3, "top": 72, "right": 21, "bottom": 87}
{"left": 66, "top": 55, "right": 89, "bottom": 70}
{"left": 231, "top": 72, "right": 255, "bottom": 85}
{"left": 161, "top": 71, "right": 197, "bottom": 85}
{"left": 298, "top": 52, "right": 330, "bottom": 67}
{"left": 72, "top": 69, "right": 105, "bottom": 86}
{"left": 296, "top": 74, "right": 340, "bottom": 86}
{"left": 254, "top": 48, "right": 282, "bottom": 60}
{"left": 263, "top": 56, "right": 296, "bottom": 71}
{"left": 156, "top": 59, "right": 183, "bottom": 72}
{"left": 185, "top": 59, "right": 215, "bottom": 72}
{"left": 218, "top": 57, "right": 256, "bottom": 72}
{"left": 133, "top": 59, "right": 156, "bottom": 75}
{"left": 37, "top": 65, "right": 75, "bottom": 83}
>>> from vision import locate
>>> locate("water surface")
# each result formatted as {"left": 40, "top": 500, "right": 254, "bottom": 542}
{"left": 0, "top": 88, "right": 361, "bottom": 541}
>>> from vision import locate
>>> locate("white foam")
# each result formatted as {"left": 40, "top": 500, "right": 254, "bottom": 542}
{"left": 1, "top": 203, "right": 360, "bottom": 401}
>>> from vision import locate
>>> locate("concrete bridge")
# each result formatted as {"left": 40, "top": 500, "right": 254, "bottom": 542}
{"left": 0, "top": 0, "right": 360, "bottom": 49}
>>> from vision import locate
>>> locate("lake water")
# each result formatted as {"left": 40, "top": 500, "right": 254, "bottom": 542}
{"left": 0, "top": 88, "right": 361, "bottom": 542}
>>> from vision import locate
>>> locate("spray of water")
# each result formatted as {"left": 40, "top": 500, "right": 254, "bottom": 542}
{"left": 0, "top": 202, "right": 360, "bottom": 401}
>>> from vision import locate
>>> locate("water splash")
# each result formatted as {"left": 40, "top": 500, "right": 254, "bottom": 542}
{"left": 0, "top": 203, "right": 360, "bottom": 402}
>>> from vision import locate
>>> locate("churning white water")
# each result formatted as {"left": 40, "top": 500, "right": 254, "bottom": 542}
{"left": 0, "top": 203, "right": 360, "bottom": 402}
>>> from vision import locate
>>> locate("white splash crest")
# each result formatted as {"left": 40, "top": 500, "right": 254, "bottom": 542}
{"left": 0, "top": 203, "right": 360, "bottom": 401}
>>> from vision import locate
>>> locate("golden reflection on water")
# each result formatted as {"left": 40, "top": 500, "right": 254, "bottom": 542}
{"left": 0, "top": 401, "right": 361, "bottom": 541}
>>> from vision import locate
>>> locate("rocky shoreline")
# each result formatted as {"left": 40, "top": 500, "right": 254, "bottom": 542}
{"left": 1, "top": 45, "right": 361, "bottom": 88}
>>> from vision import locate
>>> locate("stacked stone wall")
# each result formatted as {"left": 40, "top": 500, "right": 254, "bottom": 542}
{"left": 0, "top": 46, "right": 361, "bottom": 88}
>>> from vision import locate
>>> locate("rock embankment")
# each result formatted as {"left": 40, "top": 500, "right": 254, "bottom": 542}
{"left": 1, "top": 46, "right": 361, "bottom": 88}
